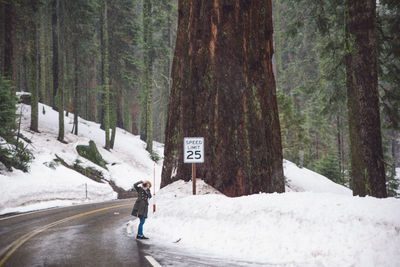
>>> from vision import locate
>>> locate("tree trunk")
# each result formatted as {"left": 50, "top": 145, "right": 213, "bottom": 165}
{"left": 3, "top": 1, "right": 16, "bottom": 82}
{"left": 161, "top": 0, "right": 285, "bottom": 196}
{"left": 51, "top": 0, "right": 58, "bottom": 109}
{"left": 116, "top": 88, "right": 124, "bottom": 129}
{"left": 141, "top": 0, "right": 153, "bottom": 153}
{"left": 131, "top": 102, "right": 138, "bottom": 135}
{"left": 39, "top": 4, "right": 46, "bottom": 104}
{"left": 89, "top": 57, "right": 97, "bottom": 122}
{"left": 146, "top": 84, "right": 153, "bottom": 152}
{"left": 337, "top": 115, "right": 344, "bottom": 179}
{"left": 57, "top": 51, "right": 65, "bottom": 142}
{"left": 99, "top": 6, "right": 105, "bottom": 129}
{"left": 73, "top": 44, "right": 79, "bottom": 135}
{"left": 56, "top": 0, "right": 64, "bottom": 142}
{"left": 140, "top": 103, "right": 147, "bottom": 141}
{"left": 110, "top": 83, "right": 117, "bottom": 149}
{"left": 160, "top": 0, "right": 173, "bottom": 143}
{"left": 30, "top": 8, "right": 39, "bottom": 133}
{"left": 22, "top": 53, "right": 27, "bottom": 91}
{"left": 102, "top": 0, "right": 110, "bottom": 150}
{"left": 345, "top": 0, "right": 387, "bottom": 197}
{"left": 45, "top": 4, "right": 52, "bottom": 105}
{"left": 391, "top": 130, "right": 397, "bottom": 175}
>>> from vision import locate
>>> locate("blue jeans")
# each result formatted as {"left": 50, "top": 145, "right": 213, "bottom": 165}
{"left": 138, "top": 216, "right": 146, "bottom": 236}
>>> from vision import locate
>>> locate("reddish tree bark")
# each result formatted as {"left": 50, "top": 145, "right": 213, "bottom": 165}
{"left": 345, "top": 0, "right": 387, "bottom": 197}
{"left": 161, "top": 0, "right": 285, "bottom": 196}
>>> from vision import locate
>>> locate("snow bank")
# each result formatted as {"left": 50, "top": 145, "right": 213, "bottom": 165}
{"left": 284, "top": 160, "right": 351, "bottom": 195}
{"left": 0, "top": 152, "right": 116, "bottom": 214}
{"left": 30, "top": 102, "right": 163, "bottom": 191}
{"left": 0, "top": 103, "right": 162, "bottom": 214}
{"left": 130, "top": 180, "right": 400, "bottom": 267}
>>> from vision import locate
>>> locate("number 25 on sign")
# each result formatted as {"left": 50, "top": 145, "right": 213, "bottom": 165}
{"left": 184, "top": 137, "right": 204, "bottom": 195}
{"left": 184, "top": 137, "right": 204, "bottom": 163}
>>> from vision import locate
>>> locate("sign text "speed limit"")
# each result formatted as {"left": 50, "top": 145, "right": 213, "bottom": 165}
{"left": 184, "top": 137, "right": 204, "bottom": 163}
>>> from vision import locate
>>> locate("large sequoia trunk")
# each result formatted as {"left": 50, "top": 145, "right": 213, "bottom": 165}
{"left": 161, "top": 0, "right": 285, "bottom": 196}
{"left": 345, "top": 0, "right": 387, "bottom": 197}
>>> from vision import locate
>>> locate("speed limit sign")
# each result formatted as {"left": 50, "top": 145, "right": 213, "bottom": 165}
{"left": 184, "top": 137, "right": 204, "bottom": 163}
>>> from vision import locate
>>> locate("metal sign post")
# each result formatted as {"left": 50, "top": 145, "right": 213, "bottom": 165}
{"left": 153, "top": 163, "right": 156, "bottom": 213}
{"left": 184, "top": 137, "right": 204, "bottom": 195}
{"left": 192, "top": 163, "right": 196, "bottom": 195}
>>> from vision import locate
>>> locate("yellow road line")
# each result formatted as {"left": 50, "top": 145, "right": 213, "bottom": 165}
{"left": 0, "top": 232, "right": 32, "bottom": 259}
{"left": 0, "top": 203, "right": 132, "bottom": 266}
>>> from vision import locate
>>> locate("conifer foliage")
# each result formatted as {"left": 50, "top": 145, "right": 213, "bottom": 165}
{"left": 274, "top": 0, "right": 398, "bottom": 197}
{"left": 0, "top": 0, "right": 177, "bottom": 157}
{"left": 0, "top": 77, "right": 17, "bottom": 142}
{"left": 0, "top": 76, "right": 32, "bottom": 172}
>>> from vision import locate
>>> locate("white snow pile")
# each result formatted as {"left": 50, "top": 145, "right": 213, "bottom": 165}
{"left": 128, "top": 176, "right": 400, "bottom": 266}
{"left": 0, "top": 102, "right": 163, "bottom": 215}
{"left": 284, "top": 159, "right": 352, "bottom": 195}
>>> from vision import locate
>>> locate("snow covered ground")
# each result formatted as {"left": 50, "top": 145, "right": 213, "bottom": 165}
{"left": 130, "top": 178, "right": 400, "bottom": 267}
{"left": 0, "top": 103, "right": 163, "bottom": 214}
{"left": 2, "top": 101, "right": 400, "bottom": 266}
{"left": 284, "top": 160, "right": 351, "bottom": 195}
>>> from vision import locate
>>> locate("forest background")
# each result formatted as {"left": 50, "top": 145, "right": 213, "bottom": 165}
{"left": 0, "top": 0, "right": 399, "bottom": 196}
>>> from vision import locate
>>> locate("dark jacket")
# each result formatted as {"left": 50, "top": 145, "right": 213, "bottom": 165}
{"left": 131, "top": 181, "right": 152, "bottom": 218}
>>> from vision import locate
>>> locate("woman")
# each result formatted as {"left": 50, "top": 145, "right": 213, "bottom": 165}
{"left": 131, "top": 180, "right": 152, "bottom": 239}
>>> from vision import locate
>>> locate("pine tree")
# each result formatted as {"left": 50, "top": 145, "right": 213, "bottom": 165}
{"left": 30, "top": 1, "right": 39, "bottom": 133}
{"left": 72, "top": 43, "right": 79, "bottom": 135}
{"left": 0, "top": 75, "right": 33, "bottom": 172}
{"left": 107, "top": 0, "right": 142, "bottom": 148}
{"left": 3, "top": 1, "right": 16, "bottom": 82}
{"left": 151, "top": 0, "right": 177, "bottom": 142}
{"left": 110, "top": 87, "right": 117, "bottom": 149}
{"left": 101, "top": 0, "right": 111, "bottom": 150}
{"left": 51, "top": 0, "right": 59, "bottom": 109}
{"left": 272, "top": 0, "right": 345, "bottom": 173}
{"left": 378, "top": 0, "right": 400, "bottom": 197}
{"left": 316, "top": 153, "right": 343, "bottom": 184}
{"left": 378, "top": 0, "right": 400, "bottom": 130}
{"left": 50, "top": 0, "right": 64, "bottom": 142}
{"left": 277, "top": 90, "right": 311, "bottom": 167}
{"left": 345, "top": 0, "right": 387, "bottom": 197}
{"left": 63, "top": 0, "right": 97, "bottom": 136}
{"left": 0, "top": 76, "right": 17, "bottom": 141}
{"left": 58, "top": 0, "right": 66, "bottom": 142}
{"left": 141, "top": 0, "right": 154, "bottom": 153}
{"left": 38, "top": 1, "right": 46, "bottom": 104}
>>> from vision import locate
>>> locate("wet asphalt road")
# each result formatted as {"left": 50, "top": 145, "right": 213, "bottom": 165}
{"left": 0, "top": 200, "right": 272, "bottom": 267}
{"left": 0, "top": 199, "right": 152, "bottom": 267}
